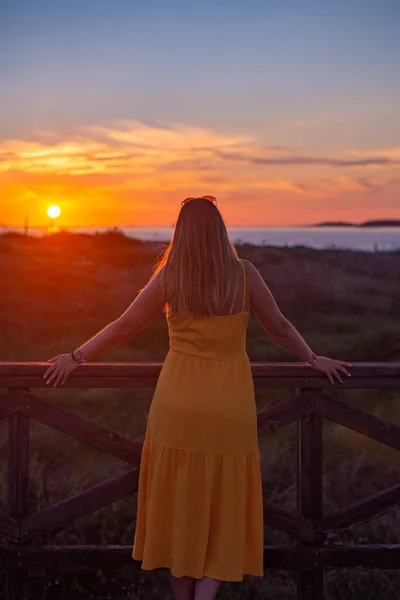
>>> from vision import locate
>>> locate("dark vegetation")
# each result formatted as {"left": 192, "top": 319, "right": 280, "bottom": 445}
{"left": 0, "top": 230, "right": 399, "bottom": 599}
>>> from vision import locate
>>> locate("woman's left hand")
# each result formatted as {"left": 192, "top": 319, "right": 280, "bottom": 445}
{"left": 44, "top": 354, "right": 79, "bottom": 387}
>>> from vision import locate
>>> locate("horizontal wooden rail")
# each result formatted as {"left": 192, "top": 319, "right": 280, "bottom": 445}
{"left": 0, "top": 361, "right": 399, "bottom": 600}
{"left": 1, "top": 361, "right": 399, "bottom": 389}
{"left": 1, "top": 544, "right": 400, "bottom": 571}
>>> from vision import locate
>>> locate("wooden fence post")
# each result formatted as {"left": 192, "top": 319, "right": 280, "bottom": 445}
{"left": 297, "top": 389, "right": 323, "bottom": 600}
{"left": 7, "top": 389, "right": 30, "bottom": 600}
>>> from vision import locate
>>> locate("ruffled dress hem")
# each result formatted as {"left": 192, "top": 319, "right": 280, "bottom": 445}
{"left": 131, "top": 557, "right": 264, "bottom": 582}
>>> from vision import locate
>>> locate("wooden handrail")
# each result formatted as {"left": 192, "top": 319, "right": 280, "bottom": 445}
{"left": 1, "top": 361, "right": 399, "bottom": 389}
{"left": 1, "top": 361, "right": 399, "bottom": 600}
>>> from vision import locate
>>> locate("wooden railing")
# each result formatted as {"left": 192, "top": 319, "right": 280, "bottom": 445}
{"left": 0, "top": 362, "right": 399, "bottom": 600}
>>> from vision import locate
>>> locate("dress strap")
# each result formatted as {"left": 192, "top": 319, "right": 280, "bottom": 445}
{"left": 228, "top": 267, "right": 240, "bottom": 315}
{"left": 240, "top": 260, "right": 246, "bottom": 312}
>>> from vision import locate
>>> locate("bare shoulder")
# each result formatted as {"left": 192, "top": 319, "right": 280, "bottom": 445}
{"left": 240, "top": 258, "right": 251, "bottom": 267}
{"left": 240, "top": 258, "right": 256, "bottom": 273}
{"left": 240, "top": 258, "right": 262, "bottom": 286}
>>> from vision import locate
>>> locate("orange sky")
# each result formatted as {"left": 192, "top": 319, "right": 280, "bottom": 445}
{"left": 3, "top": 1, "right": 400, "bottom": 228}
{"left": 1, "top": 120, "right": 400, "bottom": 228}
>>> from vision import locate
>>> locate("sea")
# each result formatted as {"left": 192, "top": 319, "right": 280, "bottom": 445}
{"left": 3, "top": 225, "right": 400, "bottom": 252}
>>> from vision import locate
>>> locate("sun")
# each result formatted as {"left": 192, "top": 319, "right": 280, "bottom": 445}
{"left": 47, "top": 205, "right": 61, "bottom": 219}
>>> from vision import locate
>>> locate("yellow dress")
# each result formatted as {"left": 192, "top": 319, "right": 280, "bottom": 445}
{"left": 132, "top": 261, "right": 264, "bottom": 582}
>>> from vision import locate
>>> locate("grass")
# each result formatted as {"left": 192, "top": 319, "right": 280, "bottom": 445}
{"left": 0, "top": 230, "right": 399, "bottom": 599}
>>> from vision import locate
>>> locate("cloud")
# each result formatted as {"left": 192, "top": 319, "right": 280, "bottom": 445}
{"left": 0, "top": 121, "right": 255, "bottom": 176}
{"left": 2, "top": 121, "right": 399, "bottom": 183}
{"left": 2, "top": 120, "right": 400, "bottom": 227}
{"left": 212, "top": 149, "right": 400, "bottom": 168}
{"left": 86, "top": 120, "right": 253, "bottom": 151}
{"left": 353, "top": 176, "right": 400, "bottom": 192}
{"left": 347, "top": 147, "right": 400, "bottom": 159}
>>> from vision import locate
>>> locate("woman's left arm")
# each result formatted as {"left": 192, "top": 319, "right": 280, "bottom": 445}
{"left": 44, "top": 270, "right": 164, "bottom": 387}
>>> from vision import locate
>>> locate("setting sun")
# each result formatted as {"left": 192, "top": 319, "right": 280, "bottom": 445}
{"left": 47, "top": 205, "right": 61, "bottom": 219}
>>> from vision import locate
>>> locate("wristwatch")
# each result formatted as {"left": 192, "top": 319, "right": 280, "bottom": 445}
{"left": 71, "top": 348, "right": 86, "bottom": 364}
{"left": 307, "top": 352, "right": 317, "bottom": 367}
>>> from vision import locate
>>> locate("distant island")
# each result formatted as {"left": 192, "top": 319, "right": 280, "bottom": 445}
{"left": 312, "top": 219, "right": 400, "bottom": 228}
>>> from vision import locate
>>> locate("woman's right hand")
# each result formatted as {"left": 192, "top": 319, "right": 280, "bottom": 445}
{"left": 311, "top": 356, "right": 352, "bottom": 385}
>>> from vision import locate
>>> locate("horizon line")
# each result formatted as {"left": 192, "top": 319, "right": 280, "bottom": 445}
{"left": 2, "top": 220, "right": 400, "bottom": 230}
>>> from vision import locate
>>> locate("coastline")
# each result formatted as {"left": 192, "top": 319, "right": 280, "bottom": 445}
{"left": 1, "top": 225, "right": 400, "bottom": 252}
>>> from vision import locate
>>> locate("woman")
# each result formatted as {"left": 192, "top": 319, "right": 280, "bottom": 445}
{"left": 45, "top": 196, "right": 351, "bottom": 600}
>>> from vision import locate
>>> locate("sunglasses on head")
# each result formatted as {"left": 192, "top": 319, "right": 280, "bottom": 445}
{"left": 181, "top": 195, "right": 217, "bottom": 207}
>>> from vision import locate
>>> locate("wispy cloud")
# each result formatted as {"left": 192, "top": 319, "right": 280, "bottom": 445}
{"left": 87, "top": 120, "right": 253, "bottom": 151}
{"left": 3, "top": 121, "right": 399, "bottom": 179}
{"left": 0, "top": 121, "right": 253, "bottom": 175}
{"left": 354, "top": 176, "right": 400, "bottom": 192}
{"left": 1, "top": 120, "right": 400, "bottom": 226}
{"left": 347, "top": 147, "right": 400, "bottom": 159}
{"left": 213, "top": 149, "right": 400, "bottom": 168}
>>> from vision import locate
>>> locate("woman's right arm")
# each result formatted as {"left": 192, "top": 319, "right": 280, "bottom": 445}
{"left": 244, "top": 260, "right": 351, "bottom": 384}
{"left": 44, "top": 268, "right": 165, "bottom": 387}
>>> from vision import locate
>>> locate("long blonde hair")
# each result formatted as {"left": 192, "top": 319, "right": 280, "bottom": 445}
{"left": 152, "top": 198, "right": 241, "bottom": 316}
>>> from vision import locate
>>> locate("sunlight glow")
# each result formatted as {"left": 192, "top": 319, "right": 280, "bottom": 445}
{"left": 47, "top": 205, "right": 61, "bottom": 219}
